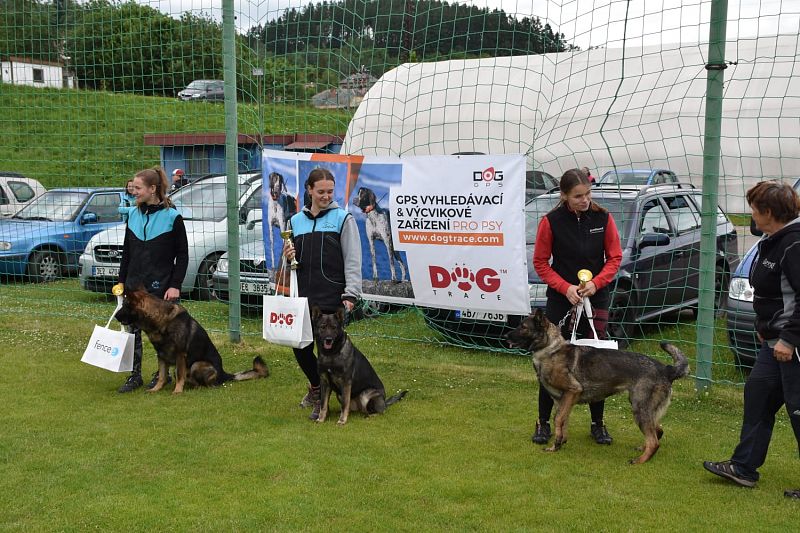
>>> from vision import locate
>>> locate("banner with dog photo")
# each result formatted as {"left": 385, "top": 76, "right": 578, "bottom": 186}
{"left": 260, "top": 151, "right": 529, "bottom": 315}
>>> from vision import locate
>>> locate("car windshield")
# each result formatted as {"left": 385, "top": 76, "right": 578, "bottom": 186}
{"left": 13, "top": 191, "right": 88, "bottom": 221}
{"left": 600, "top": 171, "right": 652, "bottom": 185}
{"left": 171, "top": 181, "right": 249, "bottom": 221}
{"left": 186, "top": 81, "right": 208, "bottom": 90}
{"left": 524, "top": 195, "right": 630, "bottom": 244}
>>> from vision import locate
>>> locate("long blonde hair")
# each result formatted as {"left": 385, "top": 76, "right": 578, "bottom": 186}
{"left": 134, "top": 167, "right": 174, "bottom": 208}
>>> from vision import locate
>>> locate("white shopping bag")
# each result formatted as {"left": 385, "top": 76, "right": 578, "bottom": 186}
{"left": 570, "top": 296, "right": 619, "bottom": 350}
{"left": 81, "top": 297, "right": 135, "bottom": 372}
{"left": 262, "top": 269, "right": 313, "bottom": 348}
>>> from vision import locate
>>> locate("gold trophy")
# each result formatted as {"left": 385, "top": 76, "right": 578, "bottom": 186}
{"left": 111, "top": 282, "right": 124, "bottom": 297}
{"left": 577, "top": 269, "right": 593, "bottom": 289}
{"left": 280, "top": 229, "right": 299, "bottom": 270}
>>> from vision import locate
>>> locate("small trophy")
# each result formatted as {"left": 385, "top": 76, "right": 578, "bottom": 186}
{"left": 577, "top": 269, "right": 593, "bottom": 289}
{"left": 280, "top": 229, "right": 299, "bottom": 270}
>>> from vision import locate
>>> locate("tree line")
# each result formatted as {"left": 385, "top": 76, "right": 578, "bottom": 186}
{"left": 1, "top": 0, "right": 572, "bottom": 102}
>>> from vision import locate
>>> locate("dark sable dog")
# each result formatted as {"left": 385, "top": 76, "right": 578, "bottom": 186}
{"left": 313, "top": 306, "right": 407, "bottom": 425}
{"left": 116, "top": 289, "right": 269, "bottom": 394}
{"left": 507, "top": 309, "right": 689, "bottom": 463}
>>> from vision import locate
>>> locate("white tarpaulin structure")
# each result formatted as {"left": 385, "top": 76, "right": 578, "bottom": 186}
{"left": 343, "top": 36, "right": 800, "bottom": 213}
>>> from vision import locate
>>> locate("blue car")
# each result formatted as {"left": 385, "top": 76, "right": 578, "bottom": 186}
{"left": 0, "top": 188, "right": 124, "bottom": 282}
{"left": 598, "top": 168, "right": 680, "bottom": 186}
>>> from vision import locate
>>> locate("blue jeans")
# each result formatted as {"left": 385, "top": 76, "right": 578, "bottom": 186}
{"left": 730, "top": 341, "right": 800, "bottom": 480}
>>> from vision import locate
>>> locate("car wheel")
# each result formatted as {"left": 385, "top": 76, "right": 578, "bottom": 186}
{"left": 690, "top": 262, "right": 731, "bottom": 318}
{"left": 27, "top": 250, "right": 62, "bottom": 283}
{"left": 714, "top": 262, "right": 730, "bottom": 314}
{"left": 420, "top": 307, "right": 521, "bottom": 350}
{"left": 607, "top": 285, "right": 636, "bottom": 349}
{"left": 195, "top": 253, "right": 222, "bottom": 301}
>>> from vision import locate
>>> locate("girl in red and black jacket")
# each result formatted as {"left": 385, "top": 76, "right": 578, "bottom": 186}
{"left": 532, "top": 168, "right": 622, "bottom": 445}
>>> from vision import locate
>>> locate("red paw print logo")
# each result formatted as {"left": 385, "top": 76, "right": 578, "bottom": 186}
{"left": 451, "top": 266, "right": 475, "bottom": 291}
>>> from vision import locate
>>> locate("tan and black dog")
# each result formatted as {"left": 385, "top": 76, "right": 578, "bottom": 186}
{"left": 313, "top": 306, "right": 406, "bottom": 425}
{"left": 507, "top": 309, "right": 689, "bottom": 463}
{"left": 115, "top": 288, "right": 269, "bottom": 394}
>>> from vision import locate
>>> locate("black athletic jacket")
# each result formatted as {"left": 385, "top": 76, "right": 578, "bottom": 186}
{"left": 119, "top": 203, "right": 189, "bottom": 297}
{"left": 751, "top": 218, "right": 800, "bottom": 347}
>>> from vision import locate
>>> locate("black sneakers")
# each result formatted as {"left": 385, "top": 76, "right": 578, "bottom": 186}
{"left": 117, "top": 374, "right": 143, "bottom": 393}
{"left": 590, "top": 422, "right": 613, "bottom": 445}
{"left": 299, "top": 384, "right": 317, "bottom": 408}
{"left": 531, "top": 420, "right": 552, "bottom": 444}
{"left": 145, "top": 371, "right": 172, "bottom": 390}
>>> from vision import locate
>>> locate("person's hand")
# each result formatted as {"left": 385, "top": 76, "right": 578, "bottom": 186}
{"left": 566, "top": 285, "right": 582, "bottom": 305}
{"left": 774, "top": 339, "right": 794, "bottom": 362}
{"left": 283, "top": 241, "right": 295, "bottom": 262}
{"left": 164, "top": 287, "right": 180, "bottom": 301}
{"left": 577, "top": 281, "right": 597, "bottom": 298}
{"left": 343, "top": 300, "right": 354, "bottom": 312}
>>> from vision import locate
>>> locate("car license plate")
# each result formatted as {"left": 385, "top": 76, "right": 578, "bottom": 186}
{"left": 456, "top": 309, "right": 507, "bottom": 322}
{"left": 241, "top": 281, "right": 270, "bottom": 294}
{"left": 92, "top": 266, "right": 120, "bottom": 277}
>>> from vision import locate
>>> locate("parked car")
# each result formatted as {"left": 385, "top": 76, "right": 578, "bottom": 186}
{"left": 79, "top": 172, "right": 263, "bottom": 299}
{"left": 212, "top": 234, "right": 275, "bottom": 308}
{"left": 726, "top": 177, "right": 800, "bottom": 369}
{"left": 598, "top": 168, "right": 680, "bottom": 186}
{"left": 0, "top": 172, "right": 46, "bottom": 218}
{"left": 423, "top": 182, "right": 739, "bottom": 348}
{"left": 177, "top": 80, "right": 225, "bottom": 102}
{"left": 525, "top": 170, "right": 559, "bottom": 200}
{"left": 0, "top": 188, "right": 124, "bottom": 282}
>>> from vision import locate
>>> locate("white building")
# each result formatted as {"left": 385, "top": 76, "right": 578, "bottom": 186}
{"left": 1, "top": 56, "right": 75, "bottom": 89}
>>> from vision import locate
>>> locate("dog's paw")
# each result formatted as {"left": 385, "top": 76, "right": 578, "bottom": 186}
{"left": 337, "top": 418, "right": 348, "bottom": 426}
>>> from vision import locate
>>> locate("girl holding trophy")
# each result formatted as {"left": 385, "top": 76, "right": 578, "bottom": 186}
{"left": 283, "top": 168, "right": 362, "bottom": 420}
{"left": 531, "top": 168, "right": 623, "bottom": 444}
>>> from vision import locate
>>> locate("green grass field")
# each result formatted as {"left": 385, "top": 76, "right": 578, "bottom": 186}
{"left": 0, "top": 84, "right": 352, "bottom": 188}
{"left": 1, "top": 281, "right": 798, "bottom": 531}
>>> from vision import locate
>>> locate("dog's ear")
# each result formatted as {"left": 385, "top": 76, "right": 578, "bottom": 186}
{"left": 335, "top": 307, "right": 346, "bottom": 325}
{"left": 311, "top": 304, "right": 321, "bottom": 321}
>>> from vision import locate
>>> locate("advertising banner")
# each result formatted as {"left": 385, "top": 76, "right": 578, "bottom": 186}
{"left": 261, "top": 150, "right": 530, "bottom": 315}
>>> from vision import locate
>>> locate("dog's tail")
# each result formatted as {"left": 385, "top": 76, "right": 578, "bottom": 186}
{"left": 232, "top": 356, "right": 270, "bottom": 381}
{"left": 660, "top": 342, "right": 690, "bottom": 381}
{"left": 385, "top": 389, "right": 408, "bottom": 408}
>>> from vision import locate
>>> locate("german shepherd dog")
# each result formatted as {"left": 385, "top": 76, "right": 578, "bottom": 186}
{"left": 313, "top": 306, "right": 407, "bottom": 425}
{"left": 115, "top": 289, "right": 269, "bottom": 394}
{"left": 507, "top": 309, "right": 689, "bottom": 463}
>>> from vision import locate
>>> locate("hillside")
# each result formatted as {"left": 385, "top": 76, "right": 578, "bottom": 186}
{"left": 0, "top": 84, "right": 352, "bottom": 188}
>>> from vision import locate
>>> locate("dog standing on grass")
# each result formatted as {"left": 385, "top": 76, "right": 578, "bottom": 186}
{"left": 507, "top": 309, "right": 689, "bottom": 463}
{"left": 313, "top": 305, "right": 407, "bottom": 425}
{"left": 115, "top": 288, "right": 269, "bottom": 394}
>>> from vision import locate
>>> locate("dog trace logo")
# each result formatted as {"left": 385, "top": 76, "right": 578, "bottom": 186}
{"left": 473, "top": 166, "right": 503, "bottom": 185}
{"left": 428, "top": 264, "right": 503, "bottom": 300}
{"left": 269, "top": 312, "right": 295, "bottom": 327}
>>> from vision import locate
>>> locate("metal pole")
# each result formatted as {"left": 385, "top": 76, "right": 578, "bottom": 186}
{"left": 696, "top": 0, "right": 729, "bottom": 391}
{"left": 223, "top": 0, "right": 241, "bottom": 342}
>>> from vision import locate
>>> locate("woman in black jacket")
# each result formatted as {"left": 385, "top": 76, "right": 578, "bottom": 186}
{"left": 704, "top": 181, "right": 800, "bottom": 499}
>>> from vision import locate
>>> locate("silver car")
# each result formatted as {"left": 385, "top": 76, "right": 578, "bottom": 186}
{"left": 212, "top": 236, "right": 275, "bottom": 308}
{"left": 78, "top": 172, "right": 263, "bottom": 299}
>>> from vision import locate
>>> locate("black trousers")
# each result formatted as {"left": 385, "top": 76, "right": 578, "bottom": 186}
{"left": 538, "top": 294, "right": 609, "bottom": 424}
{"left": 293, "top": 342, "right": 320, "bottom": 388}
{"left": 730, "top": 341, "right": 800, "bottom": 481}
